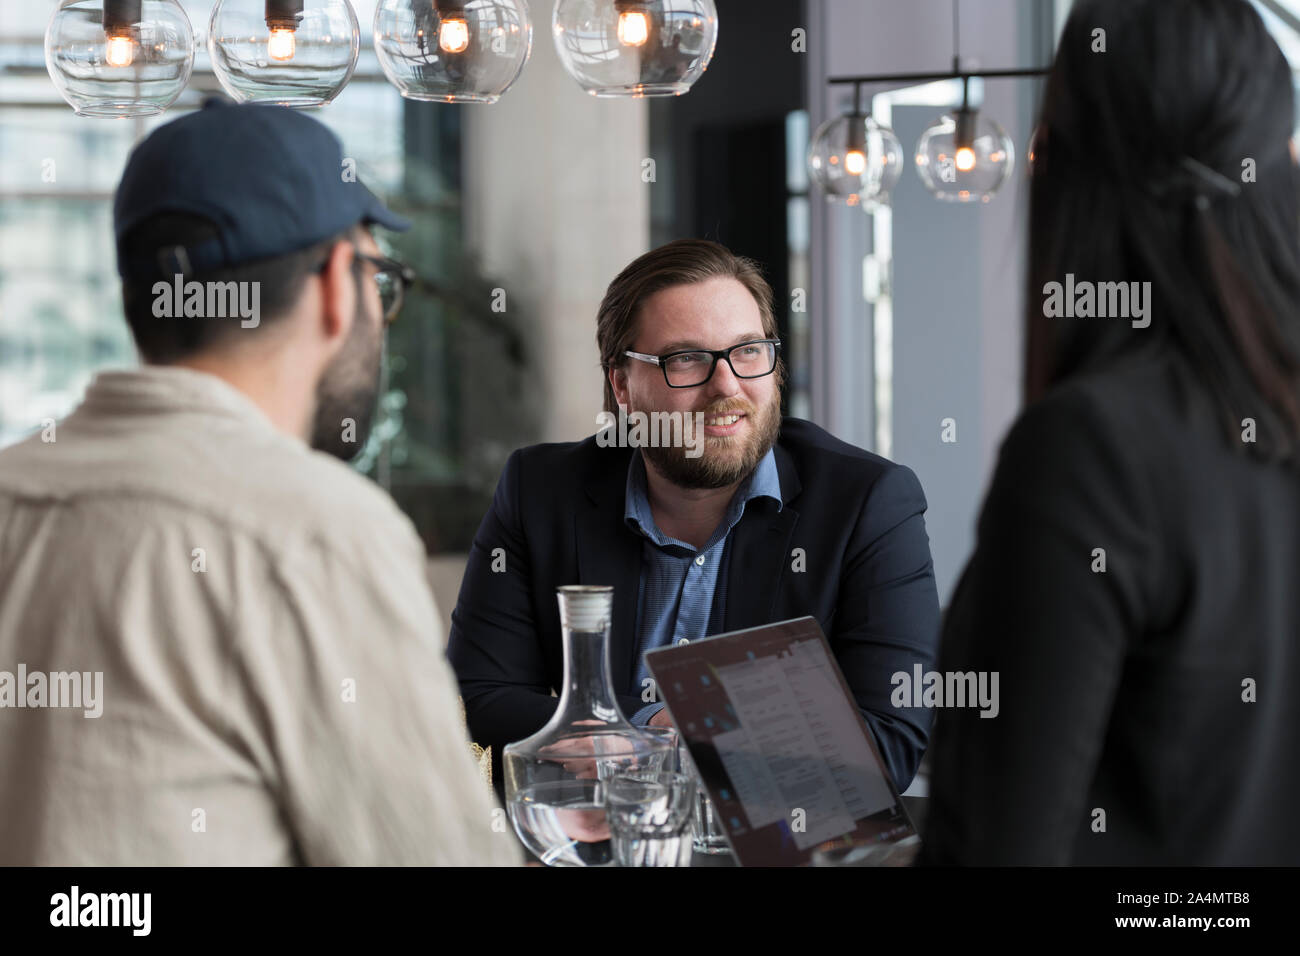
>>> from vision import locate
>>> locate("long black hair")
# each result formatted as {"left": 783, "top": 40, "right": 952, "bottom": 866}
{"left": 1026, "top": 0, "right": 1300, "bottom": 461}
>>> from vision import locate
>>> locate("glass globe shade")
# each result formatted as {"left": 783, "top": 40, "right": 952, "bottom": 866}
{"left": 552, "top": 0, "right": 718, "bottom": 98}
{"left": 915, "top": 109, "right": 1015, "bottom": 203}
{"left": 45, "top": 0, "right": 195, "bottom": 117}
{"left": 374, "top": 0, "right": 532, "bottom": 104}
{"left": 808, "top": 114, "right": 904, "bottom": 209}
{"left": 208, "top": 0, "right": 360, "bottom": 109}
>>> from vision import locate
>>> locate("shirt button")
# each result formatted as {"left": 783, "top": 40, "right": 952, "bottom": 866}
{"left": 694, "top": 555, "right": 706, "bottom": 566}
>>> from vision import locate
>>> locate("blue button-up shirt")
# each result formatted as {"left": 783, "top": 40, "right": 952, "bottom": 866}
{"left": 623, "top": 448, "right": 783, "bottom": 724}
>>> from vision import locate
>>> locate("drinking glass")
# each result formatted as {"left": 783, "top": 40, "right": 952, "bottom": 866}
{"left": 675, "top": 737, "right": 732, "bottom": 855}
{"left": 605, "top": 771, "right": 696, "bottom": 867}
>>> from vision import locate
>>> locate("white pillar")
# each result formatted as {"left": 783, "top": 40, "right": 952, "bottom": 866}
{"left": 461, "top": 40, "right": 650, "bottom": 443}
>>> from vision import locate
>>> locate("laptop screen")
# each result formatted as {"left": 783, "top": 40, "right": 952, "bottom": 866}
{"left": 645, "top": 616, "right": 916, "bottom": 866}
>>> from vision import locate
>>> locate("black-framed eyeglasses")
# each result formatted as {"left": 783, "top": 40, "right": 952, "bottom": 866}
{"left": 353, "top": 250, "right": 415, "bottom": 325}
{"left": 317, "top": 246, "right": 415, "bottom": 325}
{"left": 624, "top": 339, "right": 781, "bottom": 388}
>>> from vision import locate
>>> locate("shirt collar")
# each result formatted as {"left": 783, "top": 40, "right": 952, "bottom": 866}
{"left": 623, "top": 446, "right": 782, "bottom": 551}
{"left": 77, "top": 365, "right": 290, "bottom": 440}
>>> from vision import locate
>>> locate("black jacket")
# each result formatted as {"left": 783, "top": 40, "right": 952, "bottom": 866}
{"left": 922, "top": 354, "right": 1300, "bottom": 865}
{"left": 447, "top": 418, "right": 942, "bottom": 796}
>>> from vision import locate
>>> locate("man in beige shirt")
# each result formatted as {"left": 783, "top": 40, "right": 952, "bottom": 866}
{"left": 0, "top": 101, "right": 519, "bottom": 866}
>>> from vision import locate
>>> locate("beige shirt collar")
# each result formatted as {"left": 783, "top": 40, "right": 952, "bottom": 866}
{"left": 78, "top": 365, "right": 296, "bottom": 443}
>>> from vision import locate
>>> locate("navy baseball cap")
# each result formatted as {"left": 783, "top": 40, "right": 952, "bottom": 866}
{"left": 114, "top": 98, "right": 409, "bottom": 282}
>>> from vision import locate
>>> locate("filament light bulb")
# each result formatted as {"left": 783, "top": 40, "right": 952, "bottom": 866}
{"left": 915, "top": 109, "right": 1015, "bottom": 203}
{"left": 267, "top": 27, "right": 296, "bottom": 60}
{"left": 439, "top": 16, "right": 470, "bottom": 52}
{"left": 845, "top": 149, "right": 867, "bottom": 176}
{"left": 617, "top": 10, "right": 649, "bottom": 46}
{"left": 105, "top": 33, "right": 136, "bottom": 67}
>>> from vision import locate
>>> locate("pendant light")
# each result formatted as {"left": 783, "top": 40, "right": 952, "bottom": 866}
{"left": 808, "top": 82, "right": 904, "bottom": 209}
{"left": 373, "top": 0, "right": 532, "bottom": 104}
{"left": 45, "top": 0, "right": 195, "bottom": 117}
{"left": 914, "top": 76, "right": 1014, "bottom": 203}
{"left": 207, "top": 0, "right": 360, "bottom": 109}
{"left": 817, "top": 0, "right": 1041, "bottom": 208}
{"left": 552, "top": 0, "right": 718, "bottom": 98}
{"left": 914, "top": 1, "right": 1015, "bottom": 202}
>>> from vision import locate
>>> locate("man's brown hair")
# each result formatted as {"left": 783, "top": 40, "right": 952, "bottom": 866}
{"left": 596, "top": 238, "right": 783, "bottom": 413}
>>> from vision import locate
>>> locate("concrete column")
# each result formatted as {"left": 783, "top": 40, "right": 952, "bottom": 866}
{"left": 461, "top": 33, "right": 651, "bottom": 443}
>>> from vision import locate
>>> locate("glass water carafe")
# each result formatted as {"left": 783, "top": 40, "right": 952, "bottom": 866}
{"left": 503, "top": 586, "right": 672, "bottom": 866}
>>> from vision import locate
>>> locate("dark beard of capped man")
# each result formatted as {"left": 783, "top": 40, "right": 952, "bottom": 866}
{"left": 635, "top": 387, "right": 783, "bottom": 489}
{"left": 310, "top": 297, "right": 383, "bottom": 460}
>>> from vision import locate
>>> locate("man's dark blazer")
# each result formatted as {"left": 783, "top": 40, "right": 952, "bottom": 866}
{"left": 447, "top": 417, "right": 941, "bottom": 796}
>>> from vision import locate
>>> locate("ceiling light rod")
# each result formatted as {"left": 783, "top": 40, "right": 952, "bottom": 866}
{"left": 826, "top": 67, "right": 1047, "bottom": 88}
{"left": 829, "top": 0, "right": 1044, "bottom": 86}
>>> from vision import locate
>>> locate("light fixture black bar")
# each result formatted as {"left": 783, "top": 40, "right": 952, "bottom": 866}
{"left": 827, "top": 67, "right": 1047, "bottom": 86}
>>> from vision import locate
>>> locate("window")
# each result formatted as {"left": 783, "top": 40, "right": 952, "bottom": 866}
{"left": 0, "top": 1, "right": 539, "bottom": 554}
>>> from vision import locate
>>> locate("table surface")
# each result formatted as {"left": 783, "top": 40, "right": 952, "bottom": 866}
{"left": 690, "top": 796, "right": 927, "bottom": 866}
{"left": 522, "top": 796, "right": 927, "bottom": 866}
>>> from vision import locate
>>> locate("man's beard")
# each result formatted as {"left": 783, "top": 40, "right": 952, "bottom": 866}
{"left": 310, "top": 305, "right": 383, "bottom": 461}
{"left": 638, "top": 389, "right": 782, "bottom": 490}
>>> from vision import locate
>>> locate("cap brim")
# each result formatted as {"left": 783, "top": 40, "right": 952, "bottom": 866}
{"left": 361, "top": 185, "right": 411, "bottom": 233}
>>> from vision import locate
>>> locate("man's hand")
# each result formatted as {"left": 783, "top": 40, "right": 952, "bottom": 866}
{"left": 647, "top": 706, "right": 674, "bottom": 728}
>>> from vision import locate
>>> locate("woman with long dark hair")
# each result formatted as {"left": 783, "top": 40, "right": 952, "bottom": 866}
{"left": 921, "top": 0, "right": 1300, "bottom": 865}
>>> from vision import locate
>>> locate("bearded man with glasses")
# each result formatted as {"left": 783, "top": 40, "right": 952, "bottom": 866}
{"left": 449, "top": 238, "right": 941, "bottom": 799}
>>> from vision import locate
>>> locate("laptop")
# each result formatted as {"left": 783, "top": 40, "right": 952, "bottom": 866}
{"left": 645, "top": 616, "right": 918, "bottom": 866}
